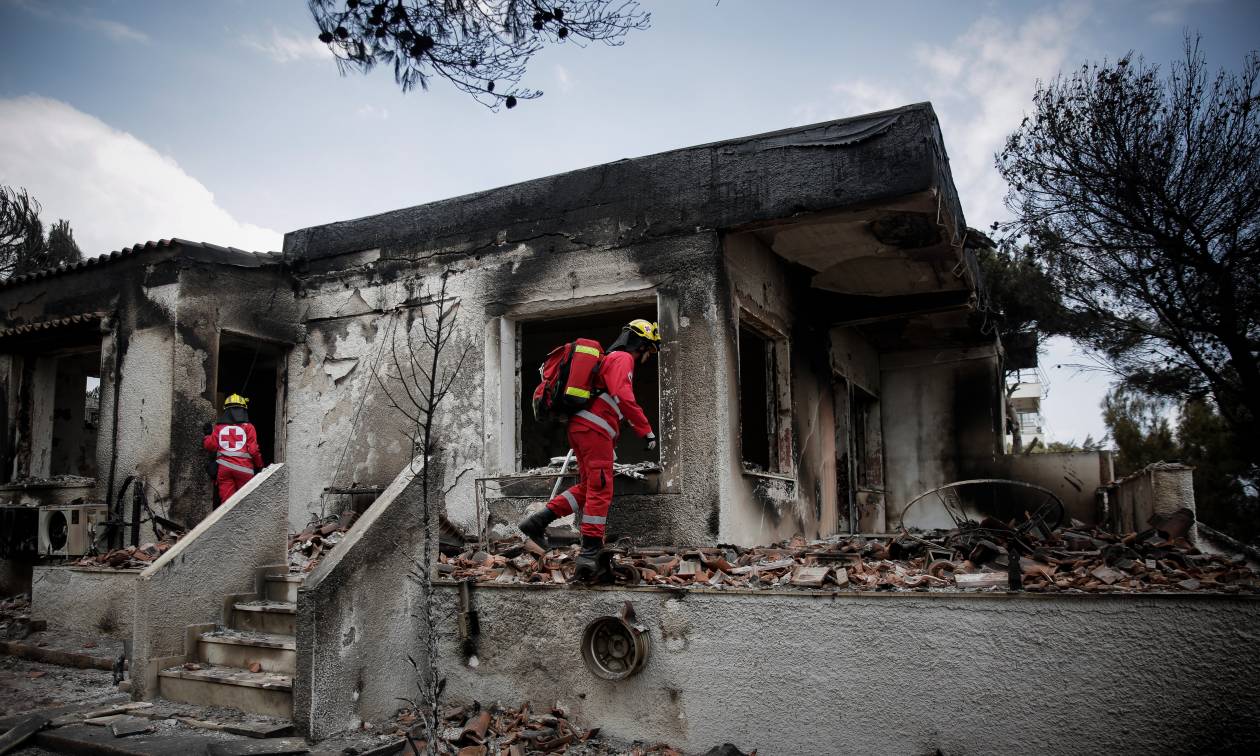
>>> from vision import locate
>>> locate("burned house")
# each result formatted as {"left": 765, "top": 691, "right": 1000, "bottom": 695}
{"left": 3, "top": 104, "right": 1254, "bottom": 754}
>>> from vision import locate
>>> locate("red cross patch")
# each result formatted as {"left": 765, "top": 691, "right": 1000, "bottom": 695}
{"left": 218, "top": 425, "right": 247, "bottom": 452}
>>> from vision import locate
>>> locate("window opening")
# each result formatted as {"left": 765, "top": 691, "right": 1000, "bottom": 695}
{"left": 518, "top": 307, "right": 660, "bottom": 470}
{"left": 738, "top": 325, "right": 773, "bottom": 471}
{"left": 49, "top": 349, "right": 101, "bottom": 478}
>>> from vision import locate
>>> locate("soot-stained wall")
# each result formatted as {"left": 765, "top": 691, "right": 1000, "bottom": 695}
{"left": 282, "top": 104, "right": 985, "bottom": 544}
{"left": 285, "top": 232, "right": 727, "bottom": 545}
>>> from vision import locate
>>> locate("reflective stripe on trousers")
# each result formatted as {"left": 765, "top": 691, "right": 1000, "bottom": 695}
{"left": 545, "top": 423, "right": 615, "bottom": 539}
{"left": 217, "top": 458, "right": 254, "bottom": 475}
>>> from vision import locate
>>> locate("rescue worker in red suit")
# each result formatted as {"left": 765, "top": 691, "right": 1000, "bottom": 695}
{"left": 518, "top": 319, "right": 661, "bottom": 580}
{"left": 203, "top": 394, "right": 264, "bottom": 506}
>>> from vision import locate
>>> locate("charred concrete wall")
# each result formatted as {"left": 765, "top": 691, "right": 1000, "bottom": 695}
{"left": 285, "top": 233, "right": 726, "bottom": 545}
{"left": 881, "top": 345, "right": 1003, "bottom": 530}
{"left": 168, "top": 261, "right": 299, "bottom": 525}
{"left": 431, "top": 585, "right": 1260, "bottom": 755}
{"left": 295, "top": 456, "right": 426, "bottom": 739}
{"left": 0, "top": 244, "right": 295, "bottom": 527}
{"left": 283, "top": 107, "right": 962, "bottom": 544}
{"left": 719, "top": 233, "right": 840, "bottom": 543}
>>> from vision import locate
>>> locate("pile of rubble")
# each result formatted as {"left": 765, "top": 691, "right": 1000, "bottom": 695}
{"left": 71, "top": 539, "right": 177, "bottom": 570}
{"left": 391, "top": 703, "right": 745, "bottom": 756}
{"left": 441, "top": 509, "right": 1259, "bottom": 594}
{"left": 288, "top": 513, "right": 357, "bottom": 574}
{"left": 1, "top": 594, "right": 33, "bottom": 639}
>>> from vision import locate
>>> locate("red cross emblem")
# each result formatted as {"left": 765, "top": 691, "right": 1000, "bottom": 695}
{"left": 218, "top": 425, "right": 247, "bottom": 452}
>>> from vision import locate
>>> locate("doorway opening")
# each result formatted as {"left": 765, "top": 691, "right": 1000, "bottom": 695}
{"left": 216, "top": 334, "right": 285, "bottom": 465}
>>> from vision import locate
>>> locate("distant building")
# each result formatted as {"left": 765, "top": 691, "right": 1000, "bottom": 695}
{"left": 1007, "top": 378, "right": 1045, "bottom": 452}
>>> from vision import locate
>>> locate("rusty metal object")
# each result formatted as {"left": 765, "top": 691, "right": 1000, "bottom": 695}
{"left": 580, "top": 602, "right": 649, "bottom": 680}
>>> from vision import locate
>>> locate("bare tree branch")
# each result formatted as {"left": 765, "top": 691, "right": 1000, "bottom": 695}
{"left": 308, "top": 0, "right": 650, "bottom": 109}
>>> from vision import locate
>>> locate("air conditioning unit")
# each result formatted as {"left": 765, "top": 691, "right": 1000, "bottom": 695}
{"left": 38, "top": 504, "right": 109, "bottom": 557}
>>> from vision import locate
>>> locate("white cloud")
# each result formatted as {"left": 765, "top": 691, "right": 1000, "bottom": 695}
{"left": 7, "top": 0, "right": 148, "bottom": 43}
{"left": 802, "top": 3, "right": 1088, "bottom": 227}
{"left": 0, "top": 96, "right": 282, "bottom": 255}
{"left": 1145, "top": 0, "right": 1217, "bottom": 26}
{"left": 828, "top": 81, "right": 910, "bottom": 117}
{"left": 355, "top": 104, "right": 390, "bottom": 120}
{"left": 554, "top": 64, "right": 573, "bottom": 94}
{"left": 916, "top": 3, "right": 1089, "bottom": 228}
{"left": 244, "top": 28, "right": 329, "bottom": 64}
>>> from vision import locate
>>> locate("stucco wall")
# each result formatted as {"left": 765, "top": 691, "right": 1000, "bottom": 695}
{"left": 432, "top": 585, "right": 1260, "bottom": 755}
{"left": 103, "top": 326, "right": 176, "bottom": 507}
{"left": 984, "top": 451, "right": 1113, "bottom": 525}
{"left": 131, "top": 463, "right": 287, "bottom": 698}
{"left": 31, "top": 566, "right": 138, "bottom": 639}
{"left": 294, "top": 457, "right": 426, "bottom": 739}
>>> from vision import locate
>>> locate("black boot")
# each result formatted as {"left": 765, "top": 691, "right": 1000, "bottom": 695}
{"left": 574, "top": 534, "right": 604, "bottom": 582}
{"left": 518, "top": 507, "right": 558, "bottom": 546}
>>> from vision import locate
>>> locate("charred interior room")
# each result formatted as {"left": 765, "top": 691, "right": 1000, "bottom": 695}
{"left": 0, "top": 318, "right": 103, "bottom": 483}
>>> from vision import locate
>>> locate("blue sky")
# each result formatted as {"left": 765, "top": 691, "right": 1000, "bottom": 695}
{"left": 2, "top": 0, "right": 1258, "bottom": 443}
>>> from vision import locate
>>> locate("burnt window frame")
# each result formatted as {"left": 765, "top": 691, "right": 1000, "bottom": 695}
{"left": 487, "top": 291, "right": 680, "bottom": 494}
{"left": 736, "top": 309, "right": 793, "bottom": 477}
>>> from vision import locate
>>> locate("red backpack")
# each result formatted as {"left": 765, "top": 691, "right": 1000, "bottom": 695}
{"left": 532, "top": 338, "right": 604, "bottom": 422}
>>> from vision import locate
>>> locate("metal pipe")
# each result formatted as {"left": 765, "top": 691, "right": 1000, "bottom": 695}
{"left": 550, "top": 448, "right": 574, "bottom": 500}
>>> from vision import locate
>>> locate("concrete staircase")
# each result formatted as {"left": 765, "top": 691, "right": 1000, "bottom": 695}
{"left": 155, "top": 568, "right": 302, "bottom": 719}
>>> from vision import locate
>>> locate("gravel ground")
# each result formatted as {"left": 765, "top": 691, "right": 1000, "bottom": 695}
{"left": 0, "top": 654, "right": 120, "bottom": 717}
{"left": 14, "top": 628, "right": 125, "bottom": 660}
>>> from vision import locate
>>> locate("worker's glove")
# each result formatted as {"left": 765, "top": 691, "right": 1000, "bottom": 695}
{"left": 644, "top": 432, "right": 657, "bottom": 452}
{"left": 202, "top": 423, "right": 212, "bottom": 435}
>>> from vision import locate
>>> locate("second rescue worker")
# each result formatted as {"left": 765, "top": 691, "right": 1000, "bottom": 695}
{"left": 203, "top": 394, "right": 264, "bottom": 506}
{"left": 519, "top": 319, "right": 660, "bottom": 580}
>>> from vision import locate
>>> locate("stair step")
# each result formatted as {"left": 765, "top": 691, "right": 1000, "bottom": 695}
{"left": 158, "top": 665, "right": 292, "bottom": 719}
{"left": 263, "top": 575, "right": 302, "bottom": 603}
{"left": 198, "top": 630, "right": 296, "bottom": 674}
{"left": 231, "top": 601, "right": 296, "bottom": 636}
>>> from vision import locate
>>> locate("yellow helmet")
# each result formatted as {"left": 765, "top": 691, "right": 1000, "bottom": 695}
{"left": 224, "top": 393, "right": 250, "bottom": 409}
{"left": 626, "top": 319, "right": 662, "bottom": 346}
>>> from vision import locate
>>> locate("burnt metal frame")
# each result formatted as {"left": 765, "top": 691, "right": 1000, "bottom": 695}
{"left": 895, "top": 478, "right": 1066, "bottom": 534}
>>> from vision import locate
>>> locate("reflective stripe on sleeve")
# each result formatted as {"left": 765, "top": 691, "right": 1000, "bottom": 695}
{"left": 597, "top": 393, "right": 623, "bottom": 419}
{"left": 575, "top": 410, "right": 617, "bottom": 439}
{"left": 583, "top": 514, "right": 607, "bottom": 525}
{"left": 216, "top": 459, "right": 255, "bottom": 475}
